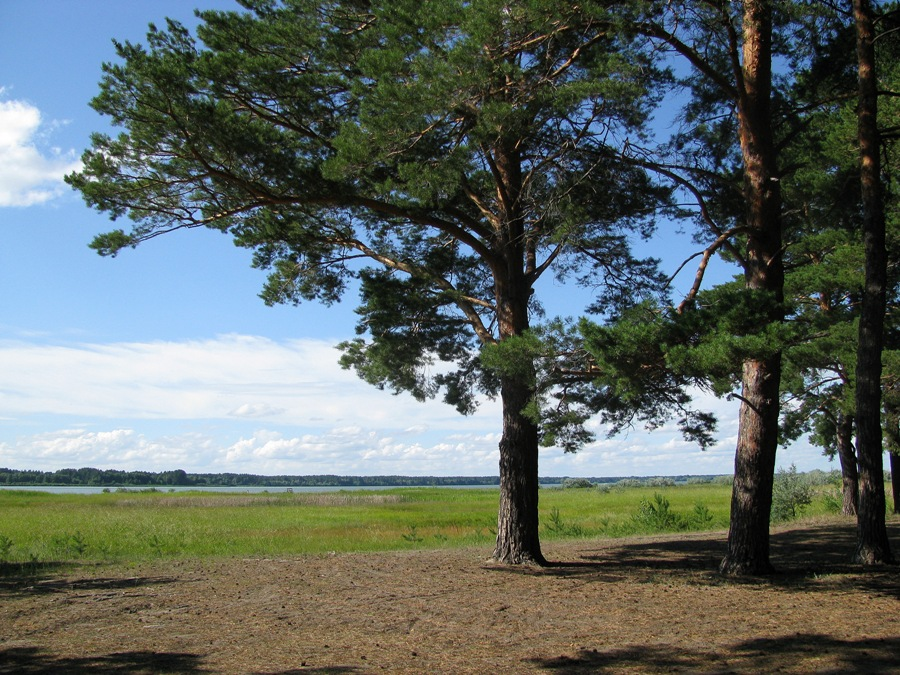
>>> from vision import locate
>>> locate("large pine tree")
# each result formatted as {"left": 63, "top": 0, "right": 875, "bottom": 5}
{"left": 68, "top": 0, "right": 666, "bottom": 564}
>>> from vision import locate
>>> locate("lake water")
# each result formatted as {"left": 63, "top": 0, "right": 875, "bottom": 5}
{"left": 0, "top": 484, "right": 506, "bottom": 495}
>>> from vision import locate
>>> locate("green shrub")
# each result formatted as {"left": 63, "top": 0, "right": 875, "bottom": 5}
{"left": 401, "top": 525, "right": 423, "bottom": 543}
{"left": 632, "top": 493, "right": 680, "bottom": 531}
{"left": 771, "top": 464, "right": 813, "bottom": 522}
{"left": 688, "top": 502, "right": 714, "bottom": 528}
{"left": 0, "top": 534, "right": 12, "bottom": 562}
{"left": 561, "top": 478, "right": 595, "bottom": 489}
{"left": 50, "top": 531, "right": 87, "bottom": 559}
{"left": 821, "top": 489, "right": 844, "bottom": 514}
{"left": 544, "top": 507, "right": 586, "bottom": 537}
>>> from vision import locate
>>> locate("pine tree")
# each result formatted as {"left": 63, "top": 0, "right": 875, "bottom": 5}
{"left": 67, "top": 0, "right": 666, "bottom": 564}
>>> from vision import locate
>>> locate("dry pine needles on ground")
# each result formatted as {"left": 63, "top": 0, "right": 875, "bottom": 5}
{"left": 1, "top": 519, "right": 898, "bottom": 674}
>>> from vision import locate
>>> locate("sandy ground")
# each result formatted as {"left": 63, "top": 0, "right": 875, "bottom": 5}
{"left": 1, "top": 518, "right": 898, "bottom": 674}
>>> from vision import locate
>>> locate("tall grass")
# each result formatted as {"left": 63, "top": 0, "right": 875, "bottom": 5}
{"left": 0, "top": 481, "right": 865, "bottom": 565}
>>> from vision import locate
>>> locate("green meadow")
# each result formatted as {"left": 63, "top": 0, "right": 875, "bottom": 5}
{"left": 0, "top": 482, "right": 850, "bottom": 565}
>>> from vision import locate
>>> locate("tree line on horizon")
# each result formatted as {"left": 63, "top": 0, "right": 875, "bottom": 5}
{"left": 65, "top": 0, "right": 899, "bottom": 571}
{"left": 0, "top": 467, "right": 735, "bottom": 488}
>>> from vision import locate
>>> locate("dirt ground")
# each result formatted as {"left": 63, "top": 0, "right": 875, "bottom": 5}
{"left": 1, "top": 518, "right": 898, "bottom": 674}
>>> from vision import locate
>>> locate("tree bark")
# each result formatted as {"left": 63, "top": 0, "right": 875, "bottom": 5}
{"left": 890, "top": 452, "right": 900, "bottom": 515}
{"left": 489, "top": 138, "right": 545, "bottom": 565}
{"left": 721, "top": 356, "right": 781, "bottom": 575}
{"left": 835, "top": 411, "right": 859, "bottom": 516}
{"left": 493, "top": 375, "right": 545, "bottom": 565}
{"left": 852, "top": 0, "right": 894, "bottom": 565}
{"left": 720, "top": 0, "right": 785, "bottom": 576}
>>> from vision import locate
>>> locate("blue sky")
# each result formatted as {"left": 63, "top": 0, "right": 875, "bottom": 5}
{"left": 0, "top": 1, "right": 836, "bottom": 478}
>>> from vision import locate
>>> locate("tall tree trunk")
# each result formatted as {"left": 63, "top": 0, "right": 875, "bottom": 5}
{"left": 493, "top": 375, "right": 545, "bottom": 565}
{"left": 490, "top": 140, "right": 545, "bottom": 565}
{"left": 835, "top": 411, "right": 859, "bottom": 516}
{"left": 720, "top": 0, "right": 785, "bottom": 576}
{"left": 890, "top": 452, "right": 900, "bottom": 515}
{"left": 852, "top": 0, "right": 894, "bottom": 565}
{"left": 883, "top": 403, "right": 900, "bottom": 513}
{"left": 722, "top": 356, "right": 781, "bottom": 574}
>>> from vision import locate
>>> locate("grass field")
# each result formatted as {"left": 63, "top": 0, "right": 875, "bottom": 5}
{"left": 0, "top": 481, "right": 861, "bottom": 565}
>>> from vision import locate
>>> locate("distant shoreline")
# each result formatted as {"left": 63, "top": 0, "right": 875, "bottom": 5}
{"left": 0, "top": 466, "right": 735, "bottom": 489}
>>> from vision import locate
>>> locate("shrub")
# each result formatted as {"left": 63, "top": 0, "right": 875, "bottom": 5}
{"left": 771, "top": 464, "right": 813, "bottom": 522}
{"left": 401, "top": 525, "right": 423, "bottom": 543}
{"left": 647, "top": 477, "right": 676, "bottom": 487}
{"left": 561, "top": 478, "right": 595, "bottom": 489}
{"left": 821, "top": 489, "right": 844, "bottom": 514}
{"left": 632, "top": 493, "right": 680, "bottom": 531}
{"left": 50, "top": 531, "right": 87, "bottom": 559}
{"left": 544, "top": 507, "right": 586, "bottom": 537}
{"left": 688, "top": 502, "right": 714, "bottom": 528}
{"left": 0, "top": 534, "right": 12, "bottom": 562}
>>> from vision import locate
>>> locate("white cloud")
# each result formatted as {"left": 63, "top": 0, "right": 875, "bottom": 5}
{"left": 0, "top": 334, "right": 496, "bottom": 428}
{"left": 0, "top": 425, "right": 502, "bottom": 476}
{"left": 0, "top": 334, "right": 836, "bottom": 477}
{"left": 0, "top": 96, "right": 82, "bottom": 207}
{"left": 228, "top": 403, "right": 286, "bottom": 418}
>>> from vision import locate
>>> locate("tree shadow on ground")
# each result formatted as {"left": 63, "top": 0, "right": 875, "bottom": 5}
{"left": 487, "top": 521, "right": 900, "bottom": 597}
{"left": 257, "top": 668, "right": 361, "bottom": 674}
{"left": 0, "top": 647, "right": 208, "bottom": 674}
{"left": 0, "top": 569, "right": 180, "bottom": 598}
{"left": 529, "top": 633, "right": 900, "bottom": 674}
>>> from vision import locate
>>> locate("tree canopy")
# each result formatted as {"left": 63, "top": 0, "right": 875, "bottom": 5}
{"left": 68, "top": 0, "right": 673, "bottom": 564}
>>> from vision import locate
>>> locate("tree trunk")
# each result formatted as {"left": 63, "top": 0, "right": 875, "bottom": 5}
{"left": 720, "top": 0, "right": 784, "bottom": 576}
{"left": 883, "top": 403, "right": 900, "bottom": 514}
{"left": 852, "top": 0, "right": 894, "bottom": 565}
{"left": 491, "top": 270, "right": 545, "bottom": 565}
{"left": 721, "top": 356, "right": 781, "bottom": 575}
{"left": 493, "top": 375, "right": 545, "bottom": 565}
{"left": 835, "top": 411, "right": 859, "bottom": 516}
{"left": 490, "top": 138, "right": 545, "bottom": 565}
{"left": 890, "top": 452, "right": 900, "bottom": 515}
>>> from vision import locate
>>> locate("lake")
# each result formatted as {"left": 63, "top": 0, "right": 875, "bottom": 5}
{"left": 0, "top": 484, "right": 507, "bottom": 495}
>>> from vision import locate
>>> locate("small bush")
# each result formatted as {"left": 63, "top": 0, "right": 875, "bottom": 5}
{"left": 401, "top": 525, "right": 423, "bottom": 543}
{"left": 561, "top": 478, "right": 595, "bottom": 489}
{"left": 688, "top": 502, "right": 714, "bottom": 528}
{"left": 647, "top": 477, "right": 676, "bottom": 487}
{"left": 50, "top": 531, "right": 87, "bottom": 559}
{"left": 821, "top": 489, "right": 844, "bottom": 514}
{"left": 544, "top": 507, "right": 586, "bottom": 537}
{"left": 771, "top": 464, "right": 813, "bottom": 522}
{"left": 616, "top": 478, "right": 644, "bottom": 488}
{"left": 632, "top": 493, "right": 680, "bottom": 531}
{"left": 0, "top": 534, "right": 13, "bottom": 562}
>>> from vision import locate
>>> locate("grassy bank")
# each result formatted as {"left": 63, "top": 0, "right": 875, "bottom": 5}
{"left": 0, "top": 482, "right": 856, "bottom": 565}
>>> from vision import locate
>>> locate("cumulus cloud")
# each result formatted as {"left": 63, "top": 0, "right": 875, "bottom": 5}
{"left": 0, "top": 94, "right": 82, "bottom": 207}
{"left": 0, "top": 425, "right": 503, "bottom": 475}
{"left": 0, "top": 428, "right": 215, "bottom": 471}
{"left": 228, "top": 403, "right": 286, "bottom": 418}
{"left": 0, "top": 334, "right": 832, "bottom": 476}
{"left": 0, "top": 334, "right": 496, "bottom": 428}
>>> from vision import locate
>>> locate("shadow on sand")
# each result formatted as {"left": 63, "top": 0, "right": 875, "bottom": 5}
{"left": 0, "top": 567, "right": 180, "bottom": 599}
{"left": 0, "top": 647, "right": 208, "bottom": 674}
{"left": 486, "top": 521, "right": 900, "bottom": 598}
{"left": 529, "top": 633, "right": 900, "bottom": 674}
